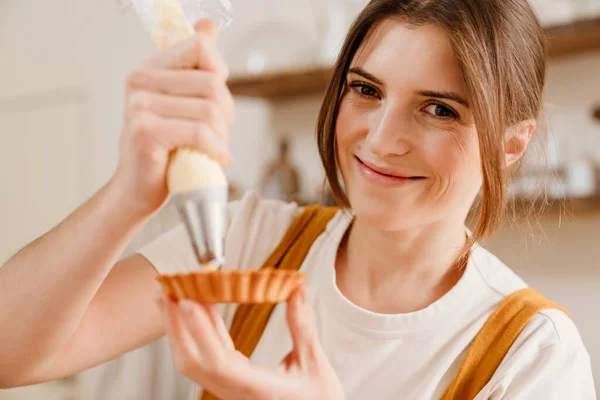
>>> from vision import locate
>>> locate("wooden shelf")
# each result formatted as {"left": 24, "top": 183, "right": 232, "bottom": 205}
{"left": 461, "top": 194, "right": 600, "bottom": 223}
{"left": 228, "top": 67, "right": 332, "bottom": 99}
{"left": 228, "top": 17, "right": 600, "bottom": 99}
{"left": 507, "top": 195, "right": 600, "bottom": 218}
{"left": 545, "top": 16, "right": 600, "bottom": 59}
{"left": 483, "top": 167, "right": 600, "bottom": 218}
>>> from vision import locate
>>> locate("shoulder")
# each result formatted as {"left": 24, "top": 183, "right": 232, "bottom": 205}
{"left": 469, "top": 246, "right": 586, "bottom": 353}
{"left": 469, "top": 247, "right": 595, "bottom": 398}
{"left": 482, "top": 308, "right": 595, "bottom": 398}
{"left": 223, "top": 191, "right": 302, "bottom": 273}
{"left": 468, "top": 244, "right": 528, "bottom": 296}
{"left": 136, "top": 190, "right": 302, "bottom": 275}
{"left": 510, "top": 307, "right": 588, "bottom": 361}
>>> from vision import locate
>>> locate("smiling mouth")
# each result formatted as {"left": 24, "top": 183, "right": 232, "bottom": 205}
{"left": 355, "top": 156, "right": 425, "bottom": 180}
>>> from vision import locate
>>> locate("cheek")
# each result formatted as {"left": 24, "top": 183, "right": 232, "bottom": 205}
{"left": 335, "top": 99, "right": 366, "bottom": 148}
{"left": 334, "top": 99, "right": 368, "bottom": 169}
{"left": 427, "top": 127, "right": 481, "bottom": 187}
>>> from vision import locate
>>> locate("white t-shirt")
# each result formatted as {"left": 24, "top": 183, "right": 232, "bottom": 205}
{"left": 139, "top": 191, "right": 596, "bottom": 399}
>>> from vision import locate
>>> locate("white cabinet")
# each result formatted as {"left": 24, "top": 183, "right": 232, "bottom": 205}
{"left": 0, "top": 379, "right": 77, "bottom": 400}
{"left": 0, "top": 90, "right": 92, "bottom": 264}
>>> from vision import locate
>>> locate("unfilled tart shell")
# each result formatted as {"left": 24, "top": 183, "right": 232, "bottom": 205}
{"left": 157, "top": 268, "right": 306, "bottom": 304}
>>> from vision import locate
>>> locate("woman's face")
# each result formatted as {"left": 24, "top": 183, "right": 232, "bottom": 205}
{"left": 335, "top": 19, "right": 482, "bottom": 231}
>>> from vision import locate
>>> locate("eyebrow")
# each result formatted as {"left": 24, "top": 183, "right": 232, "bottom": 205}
{"left": 348, "top": 67, "right": 469, "bottom": 108}
{"left": 418, "top": 90, "right": 470, "bottom": 108}
{"left": 347, "top": 67, "right": 384, "bottom": 86}
{"left": 348, "top": 67, "right": 470, "bottom": 108}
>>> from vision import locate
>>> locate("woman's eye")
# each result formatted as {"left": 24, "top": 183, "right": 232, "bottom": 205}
{"left": 349, "top": 82, "right": 379, "bottom": 98}
{"left": 424, "top": 103, "right": 458, "bottom": 119}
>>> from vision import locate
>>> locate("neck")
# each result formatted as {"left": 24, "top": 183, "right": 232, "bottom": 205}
{"left": 337, "top": 216, "right": 468, "bottom": 313}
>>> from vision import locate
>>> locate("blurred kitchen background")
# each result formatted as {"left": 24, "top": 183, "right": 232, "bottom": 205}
{"left": 1, "top": 0, "right": 600, "bottom": 399}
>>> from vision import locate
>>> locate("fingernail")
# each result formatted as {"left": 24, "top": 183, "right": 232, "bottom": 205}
{"left": 300, "top": 285, "right": 309, "bottom": 304}
{"left": 179, "top": 299, "right": 195, "bottom": 315}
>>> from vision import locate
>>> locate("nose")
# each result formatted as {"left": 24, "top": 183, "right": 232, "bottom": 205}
{"left": 365, "top": 107, "right": 412, "bottom": 158}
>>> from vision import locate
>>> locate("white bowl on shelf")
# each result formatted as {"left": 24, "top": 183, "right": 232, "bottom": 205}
{"left": 222, "top": 21, "right": 320, "bottom": 76}
{"left": 529, "top": 0, "right": 577, "bottom": 26}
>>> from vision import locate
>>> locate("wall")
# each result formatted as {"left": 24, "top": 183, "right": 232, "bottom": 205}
{"left": 0, "top": 0, "right": 149, "bottom": 194}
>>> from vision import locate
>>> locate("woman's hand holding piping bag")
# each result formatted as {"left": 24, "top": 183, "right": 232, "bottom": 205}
{"left": 113, "top": 17, "right": 234, "bottom": 218}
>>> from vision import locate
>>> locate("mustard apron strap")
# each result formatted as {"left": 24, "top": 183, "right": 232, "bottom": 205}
{"left": 200, "top": 205, "right": 339, "bottom": 400}
{"left": 441, "top": 288, "right": 569, "bottom": 400}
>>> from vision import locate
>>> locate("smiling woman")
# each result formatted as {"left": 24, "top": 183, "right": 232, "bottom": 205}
{"left": 318, "top": 1, "right": 545, "bottom": 251}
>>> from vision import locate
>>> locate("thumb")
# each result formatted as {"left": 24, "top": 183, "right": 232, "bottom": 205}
{"left": 286, "top": 285, "right": 322, "bottom": 368}
{"left": 192, "top": 18, "right": 228, "bottom": 79}
{"left": 193, "top": 18, "right": 218, "bottom": 44}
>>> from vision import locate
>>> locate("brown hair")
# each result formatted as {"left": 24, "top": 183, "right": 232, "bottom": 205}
{"left": 317, "top": 0, "right": 546, "bottom": 247}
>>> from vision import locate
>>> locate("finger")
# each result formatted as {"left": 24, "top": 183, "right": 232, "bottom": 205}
{"left": 128, "top": 91, "right": 230, "bottom": 141}
{"left": 194, "top": 18, "right": 218, "bottom": 44}
{"left": 277, "top": 351, "right": 295, "bottom": 373}
{"left": 145, "top": 30, "right": 228, "bottom": 78}
{"left": 178, "top": 300, "right": 261, "bottom": 395}
{"left": 179, "top": 300, "right": 225, "bottom": 361}
{"left": 132, "top": 113, "right": 232, "bottom": 164}
{"left": 191, "top": 20, "right": 228, "bottom": 77}
{"left": 180, "top": 304, "right": 279, "bottom": 397}
{"left": 127, "top": 69, "right": 235, "bottom": 124}
{"left": 161, "top": 295, "right": 203, "bottom": 373}
{"left": 286, "top": 285, "right": 323, "bottom": 368}
{"left": 203, "top": 304, "right": 235, "bottom": 350}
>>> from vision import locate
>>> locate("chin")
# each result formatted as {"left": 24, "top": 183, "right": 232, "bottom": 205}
{"left": 347, "top": 190, "right": 422, "bottom": 232}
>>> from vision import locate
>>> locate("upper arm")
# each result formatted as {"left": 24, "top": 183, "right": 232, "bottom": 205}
{"left": 26, "top": 254, "right": 164, "bottom": 385}
{"left": 25, "top": 190, "right": 302, "bottom": 387}
{"left": 481, "top": 310, "right": 596, "bottom": 399}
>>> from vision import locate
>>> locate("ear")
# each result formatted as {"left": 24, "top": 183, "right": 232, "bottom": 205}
{"left": 504, "top": 119, "right": 536, "bottom": 168}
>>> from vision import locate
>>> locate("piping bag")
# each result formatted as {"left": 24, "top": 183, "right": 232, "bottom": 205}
{"left": 128, "top": 0, "right": 233, "bottom": 270}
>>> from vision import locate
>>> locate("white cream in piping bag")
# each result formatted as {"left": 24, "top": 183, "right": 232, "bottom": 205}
{"left": 167, "top": 149, "right": 227, "bottom": 194}
{"left": 150, "top": 0, "right": 194, "bottom": 51}
{"left": 150, "top": 0, "right": 228, "bottom": 194}
{"left": 150, "top": 0, "right": 227, "bottom": 272}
